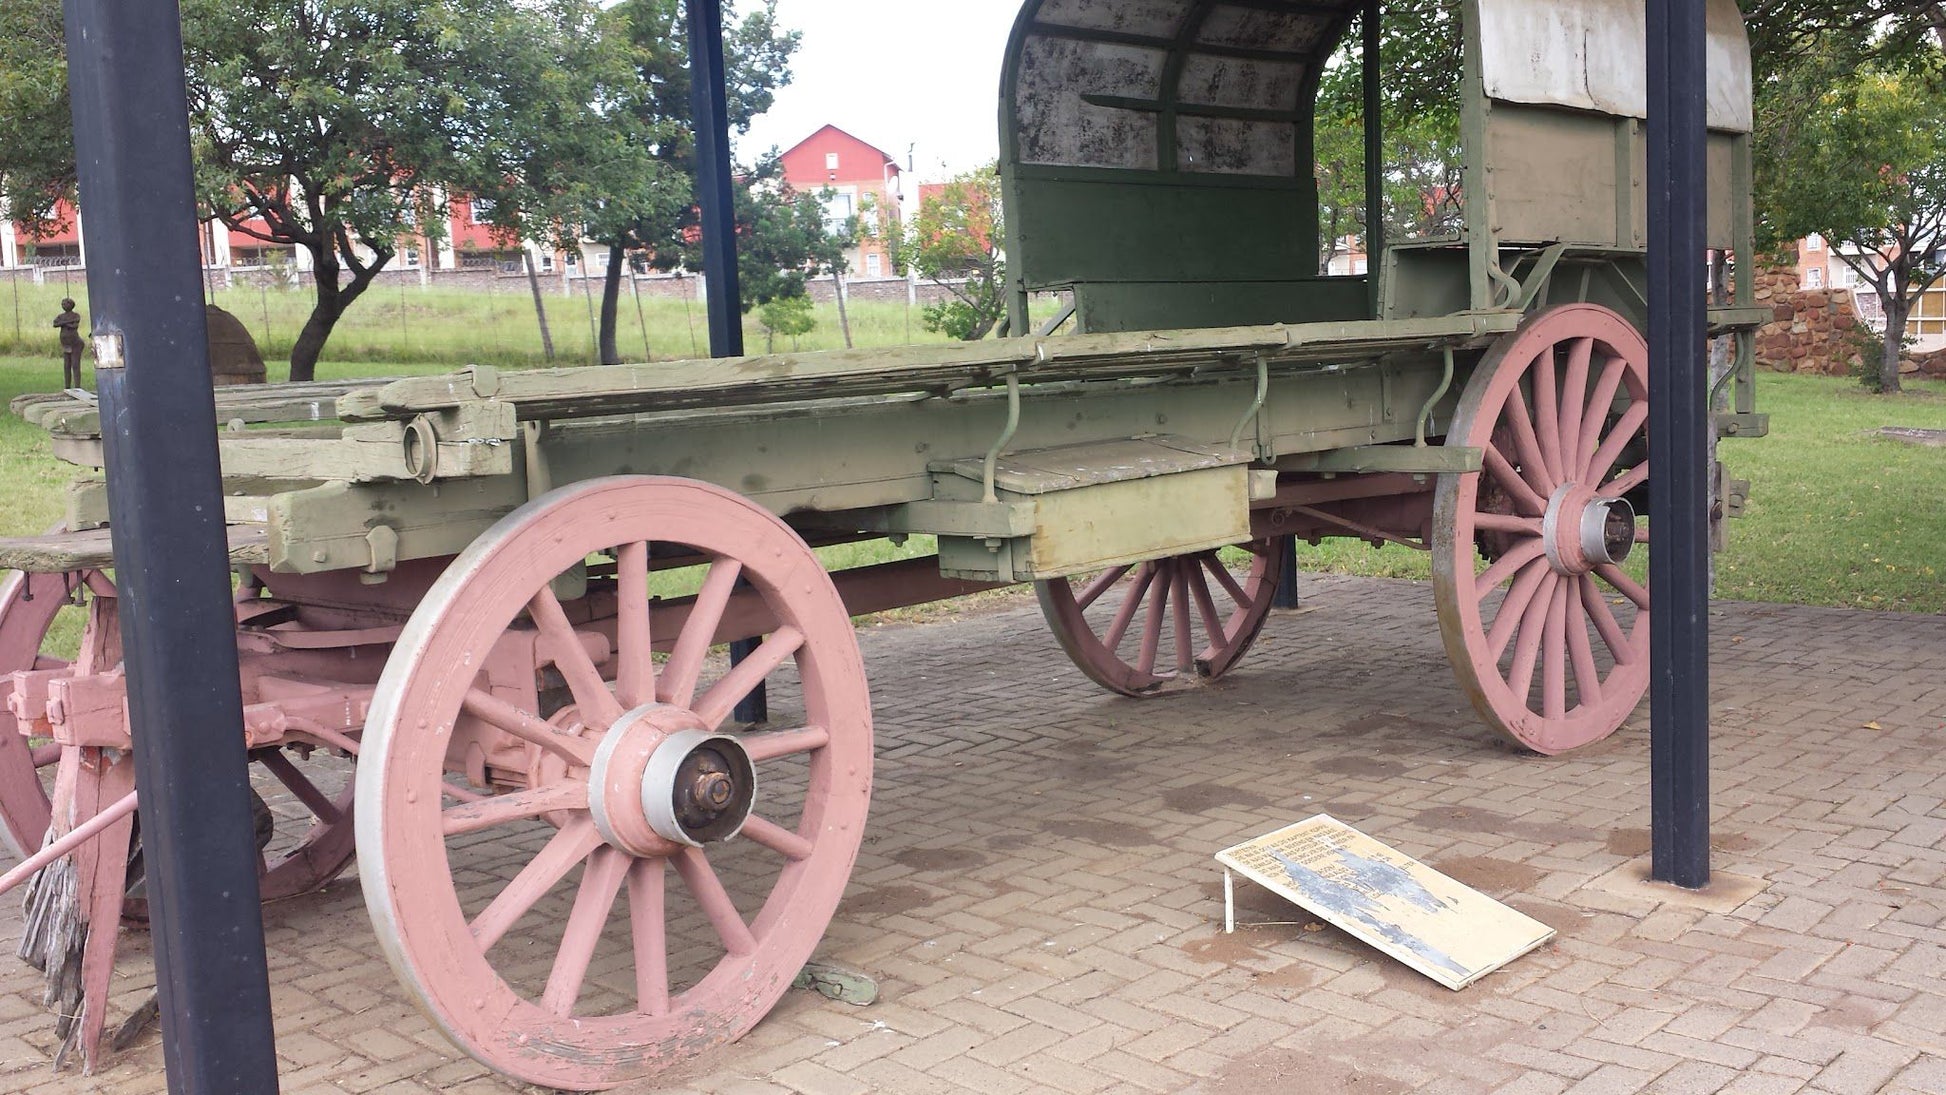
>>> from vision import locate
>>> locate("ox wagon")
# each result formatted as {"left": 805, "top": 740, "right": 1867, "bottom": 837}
{"left": 0, "top": 0, "right": 1766, "bottom": 1087}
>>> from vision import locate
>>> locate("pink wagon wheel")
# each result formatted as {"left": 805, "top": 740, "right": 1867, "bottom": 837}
{"left": 357, "top": 476, "right": 871, "bottom": 1091}
{"left": 0, "top": 563, "right": 104, "bottom": 858}
{"left": 1036, "top": 538, "right": 1289, "bottom": 696}
{"left": 1432, "top": 303, "right": 1651, "bottom": 754}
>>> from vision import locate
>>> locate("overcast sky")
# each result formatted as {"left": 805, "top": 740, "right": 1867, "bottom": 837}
{"left": 736, "top": 1, "right": 1022, "bottom": 181}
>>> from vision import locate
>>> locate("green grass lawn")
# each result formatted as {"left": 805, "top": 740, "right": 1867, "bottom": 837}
{"left": 1287, "top": 371, "right": 1946, "bottom": 612}
{"left": 0, "top": 279, "right": 989, "bottom": 371}
{"left": 1, "top": 338, "right": 1941, "bottom": 613}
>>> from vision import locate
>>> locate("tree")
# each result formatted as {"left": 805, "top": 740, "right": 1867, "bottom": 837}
{"left": 1759, "top": 45, "right": 1946, "bottom": 393}
{"left": 0, "top": 0, "right": 624, "bottom": 381}
{"left": 186, "top": 0, "right": 636, "bottom": 381}
{"left": 756, "top": 293, "right": 813, "bottom": 352}
{"left": 0, "top": 3, "right": 73, "bottom": 236}
{"left": 573, "top": 0, "right": 799, "bottom": 364}
{"left": 897, "top": 167, "right": 1005, "bottom": 342}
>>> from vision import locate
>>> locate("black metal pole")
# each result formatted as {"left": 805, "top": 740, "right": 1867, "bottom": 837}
{"left": 61, "top": 0, "right": 281, "bottom": 1088}
{"left": 686, "top": 0, "right": 766, "bottom": 723}
{"left": 1273, "top": 539, "right": 1301, "bottom": 610}
{"left": 1362, "top": 0, "right": 1384, "bottom": 317}
{"left": 1646, "top": 0, "right": 1711, "bottom": 889}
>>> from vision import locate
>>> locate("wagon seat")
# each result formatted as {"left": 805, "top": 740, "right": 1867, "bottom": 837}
{"left": 1000, "top": 0, "right": 1370, "bottom": 335}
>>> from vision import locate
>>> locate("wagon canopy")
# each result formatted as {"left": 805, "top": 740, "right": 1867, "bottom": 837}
{"left": 1000, "top": 0, "right": 1368, "bottom": 333}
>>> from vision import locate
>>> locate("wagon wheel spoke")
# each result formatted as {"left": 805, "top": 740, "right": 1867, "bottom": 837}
{"left": 1473, "top": 538, "right": 1547, "bottom": 600}
{"left": 1586, "top": 401, "right": 1648, "bottom": 487}
{"left": 1601, "top": 461, "right": 1649, "bottom": 500}
{"left": 1135, "top": 563, "right": 1168, "bottom": 676}
{"left": 1101, "top": 563, "right": 1156, "bottom": 653}
{"left": 462, "top": 688, "right": 596, "bottom": 768}
{"left": 1502, "top": 388, "right": 1557, "bottom": 494}
{"left": 1483, "top": 445, "right": 1549, "bottom": 516}
{"left": 627, "top": 859, "right": 670, "bottom": 1016}
{"left": 692, "top": 626, "right": 803, "bottom": 730}
{"left": 1530, "top": 344, "right": 1565, "bottom": 483}
{"left": 1558, "top": 337, "right": 1593, "bottom": 481}
{"left": 1075, "top": 565, "right": 1131, "bottom": 611}
{"left": 741, "top": 725, "right": 829, "bottom": 763}
{"left": 659, "top": 559, "right": 744, "bottom": 710}
{"left": 1541, "top": 579, "right": 1570, "bottom": 720}
{"left": 1486, "top": 558, "right": 1551, "bottom": 663}
{"left": 1566, "top": 594, "right": 1603, "bottom": 707}
{"left": 1169, "top": 564, "right": 1194, "bottom": 674}
{"left": 614, "top": 543, "right": 655, "bottom": 709}
{"left": 442, "top": 781, "right": 487, "bottom": 804}
{"left": 1188, "top": 563, "right": 1224, "bottom": 656}
{"left": 1200, "top": 552, "right": 1250, "bottom": 607}
{"left": 533, "top": 846, "right": 630, "bottom": 1017}
{"left": 672, "top": 846, "right": 755, "bottom": 956}
{"left": 259, "top": 749, "right": 344, "bottom": 825}
{"left": 1472, "top": 512, "right": 1543, "bottom": 536}
{"left": 529, "top": 585, "right": 624, "bottom": 730}
{"left": 1578, "top": 354, "right": 1628, "bottom": 477}
{"left": 441, "top": 782, "right": 590, "bottom": 837}
{"left": 470, "top": 818, "right": 605, "bottom": 953}
{"left": 1505, "top": 572, "right": 1558, "bottom": 701}
{"left": 739, "top": 813, "right": 815, "bottom": 861}
{"left": 1594, "top": 564, "right": 1649, "bottom": 610}
{"left": 1579, "top": 575, "right": 1637, "bottom": 665}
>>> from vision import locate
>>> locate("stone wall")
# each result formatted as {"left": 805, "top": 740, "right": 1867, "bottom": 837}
{"left": 1752, "top": 268, "right": 1864, "bottom": 376}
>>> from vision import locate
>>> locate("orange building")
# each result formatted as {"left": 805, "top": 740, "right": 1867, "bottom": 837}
{"left": 777, "top": 125, "right": 903, "bottom": 279}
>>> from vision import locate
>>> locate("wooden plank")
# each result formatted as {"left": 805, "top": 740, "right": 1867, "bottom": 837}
{"left": 0, "top": 525, "right": 269, "bottom": 572}
{"left": 27, "top": 377, "right": 407, "bottom": 438}
{"left": 1278, "top": 444, "right": 1484, "bottom": 474}
{"left": 335, "top": 314, "right": 1521, "bottom": 424}
{"left": 937, "top": 435, "right": 1248, "bottom": 495}
{"left": 1217, "top": 815, "right": 1554, "bottom": 991}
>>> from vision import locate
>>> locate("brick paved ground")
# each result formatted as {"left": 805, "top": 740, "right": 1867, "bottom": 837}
{"left": 1, "top": 574, "right": 1942, "bottom": 1094}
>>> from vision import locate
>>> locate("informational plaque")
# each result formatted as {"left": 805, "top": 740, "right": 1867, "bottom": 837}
{"left": 1216, "top": 814, "right": 1555, "bottom": 990}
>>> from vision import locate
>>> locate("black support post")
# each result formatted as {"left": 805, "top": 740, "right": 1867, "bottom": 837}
{"left": 1362, "top": 0, "right": 1384, "bottom": 318}
{"left": 685, "top": 0, "right": 766, "bottom": 723}
{"left": 61, "top": 0, "right": 281, "bottom": 1089}
{"left": 1645, "top": 0, "right": 1712, "bottom": 889}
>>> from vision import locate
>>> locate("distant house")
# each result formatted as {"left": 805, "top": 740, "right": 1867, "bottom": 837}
{"left": 778, "top": 125, "right": 904, "bottom": 280}
{"left": 1797, "top": 233, "right": 1946, "bottom": 351}
{"left": 3, "top": 198, "right": 84, "bottom": 268}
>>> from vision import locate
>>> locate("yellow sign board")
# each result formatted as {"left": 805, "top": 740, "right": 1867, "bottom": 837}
{"left": 1216, "top": 815, "right": 1554, "bottom": 990}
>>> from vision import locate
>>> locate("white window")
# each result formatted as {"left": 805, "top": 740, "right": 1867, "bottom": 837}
{"left": 540, "top": 251, "right": 555, "bottom": 272}
{"left": 825, "top": 152, "right": 840, "bottom": 172}
{"left": 866, "top": 252, "right": 882, "bottom": 278}
{"left": 402, "top": 248, "right": 421, "bottom": 269}
{"left": 1805, "top": 233, "right": 1825, "bottom": 252}
{"left": 471, "top": 198, "right": 495, "bottom": 221}
{"left": 822, "top": 191, "right": 855, "bottom": 231}
{"left": 1805, "top": 266, "right": 1824, "bottom": 289}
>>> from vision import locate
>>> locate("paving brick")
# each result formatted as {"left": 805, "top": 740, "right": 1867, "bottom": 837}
{"left": 0, "top": 582, "right": 1940, "bottom": 1095}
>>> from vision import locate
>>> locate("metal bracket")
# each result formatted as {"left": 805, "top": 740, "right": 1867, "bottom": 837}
{"left": 363, "top": 524, "right": 399, "bottom": 579}
{"left": 1416, "top": 348, "right": 1456, "bottom": 446}
{"left": 980, "top": 374, "right": 1023, "bottom": 504}
{"left": 92, "top": 333, "right": 126, "bottom": 371}
{"left": 1228, "top": 355, "right": 1271, "bottom": 462}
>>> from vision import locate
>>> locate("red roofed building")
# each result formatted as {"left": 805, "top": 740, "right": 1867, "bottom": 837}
{"left": 777, "top": 125, "right": 903, "bottom": 280}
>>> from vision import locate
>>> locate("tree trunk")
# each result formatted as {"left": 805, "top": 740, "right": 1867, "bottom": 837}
{"left": 832, "top": 268, "right": 854, "bottom": 349}
{"left": 599, "top": 243, "right": 626, "bottom": 365}
{"left": 1882, "top": 296, "right": 1908, "bottom": 394}
{"left": 290, "top": 250, "right": 344, "bottom": 383}
{"left": 525, "top": 250, "right": 555, "bottom": 363}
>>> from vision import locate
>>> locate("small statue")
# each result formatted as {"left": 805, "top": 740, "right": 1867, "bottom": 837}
{"left": 52, "top": 299, "right": 85, "bottom": 390}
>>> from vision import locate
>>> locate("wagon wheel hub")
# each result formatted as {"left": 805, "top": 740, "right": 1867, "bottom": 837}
{"left": 587, "top": 703, "right": 757, "bottom": 857}
{"left": 1541, "top": 483, "right": 1636, "bottom": 576}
